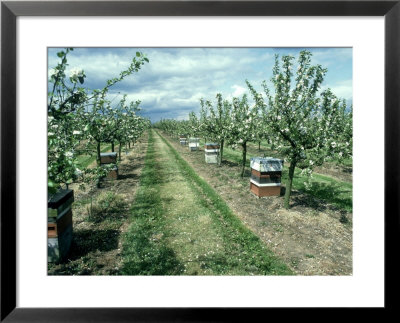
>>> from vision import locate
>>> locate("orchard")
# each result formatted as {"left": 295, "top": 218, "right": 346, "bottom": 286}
{"left": 48, "top": 48, "right": 353, "bottom": 277}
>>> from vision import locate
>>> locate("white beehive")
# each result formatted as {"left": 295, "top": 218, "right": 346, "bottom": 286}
{"left": 204, "top": 142, "right": 220, "bottom": 164}
{"left": 188, "top": 138, "right": 200, "bottom": 151}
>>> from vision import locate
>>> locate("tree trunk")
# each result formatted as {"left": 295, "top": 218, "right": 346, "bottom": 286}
{"left": 96, "top": 141, "right": 101, "bottom": 166}
{"left": 118, "top": 142, "right": 122, "bottom": 161}
{"left": 111, "top": 141, "right": 115, "bottom": 152}
{"left": 128, "top": 142, "right": 131, "bottom": 149}
{"left": 218, "top": 139, "right": 224, "bottom": 166}
{"left": 258, "top": 141, "right": 261, "bottom": 152}
{"left": 284, "top": 158, "right": 297, "bottom": 209}
{"left": 241, "top": 142, "right": 247, "bottom": 177}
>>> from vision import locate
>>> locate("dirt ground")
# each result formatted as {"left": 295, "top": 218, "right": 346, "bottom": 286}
{"left": 161, "top": 132, "right": 353, "bottom": 275}
{"left": 48, "top": 134, "right": 148, "bottom": 275}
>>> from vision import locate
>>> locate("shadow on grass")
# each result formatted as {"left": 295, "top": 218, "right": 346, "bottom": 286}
{"left": 342, "top": 166, "right": 353, "bottom": 174}
{"left": 220, "top": 159, "right": 240, "bottom": 167}
{"left": 121, "top": 196, "right": 185, "bottom": 275}
{"left": 63, "top": 228, "right": 120, "bottom": 262}
{"left": 117, "top": 173, "right": 140, "bottom": 180}
{"left": 87, "top": 193, "right": 129, "bottom": 223}
{"left": 290, "top": 181, "right": 352, "bottom": 212}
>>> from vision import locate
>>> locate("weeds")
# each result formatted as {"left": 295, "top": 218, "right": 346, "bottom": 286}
{"left": 87, "top": 192, "right": 128, "bottom": 224}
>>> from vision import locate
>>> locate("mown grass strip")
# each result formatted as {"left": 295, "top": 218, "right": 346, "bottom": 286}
{"left": 120, "top": 131, "right": 184, "bottom": 275}
{"left": 198, "top": 139, "right": 352, "bottom": 212}
{"left": 158, "top": 131, "right": 292, "bottom": 275}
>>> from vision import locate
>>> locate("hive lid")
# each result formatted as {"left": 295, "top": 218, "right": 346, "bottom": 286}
{"left": 48, "top": 189, "right": 74, "bottom": 209}
{"left": 205, "top": 142, "right": 219, "bottom": 146}
{"left": 250, "top": 157, "right": 284, "bottom": 172}
{"left": 100, "top": 152, "right": 117, "bottom": 157}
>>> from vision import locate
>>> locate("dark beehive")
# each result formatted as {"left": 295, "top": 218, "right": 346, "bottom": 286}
{"left": 48, "top": 189, "right": 74, "bottom": 262}
{"left": 100, "top": 152, "right": 117, "bottom": 165}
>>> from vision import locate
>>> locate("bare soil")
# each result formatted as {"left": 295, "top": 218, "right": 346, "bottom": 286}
{"left": 48, "top": 134, "right": 148, "bottom": 275}
{"left": 160, "top": 132, "right": 353, "bottom": 275}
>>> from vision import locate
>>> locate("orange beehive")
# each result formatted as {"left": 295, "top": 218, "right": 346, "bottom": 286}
{"left": 250, "top": 157, "right": 284, "bottom": 197}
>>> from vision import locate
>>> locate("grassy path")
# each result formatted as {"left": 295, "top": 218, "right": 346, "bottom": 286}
{"left": 120, "top": 130, "right": 292, "bottom": 275}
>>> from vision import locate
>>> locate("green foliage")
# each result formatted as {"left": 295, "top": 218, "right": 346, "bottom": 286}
{"left": 48, "top": 48, "right": 150, "bottom": 194}
{"left": 247, "top": 50, "right": 353, "bottom": 208}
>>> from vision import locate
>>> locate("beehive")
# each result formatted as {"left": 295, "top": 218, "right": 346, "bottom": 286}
{"left": 104, "top": 165, "right": 118, "bottom": 180}
{"left": 250, "top": 157, "right": 284, "bottom": 197}
{"left": 205, "top": 142, "right": 220, "bottom": 164}
{"left": 48, "top": 189, "right": 74, "bottom": 262}
{"left": 100, "top": 152, "right": 117, "bottom": 164}
{"left": 100, "top": 152, "right": 118, "bottom": 180}
{"left": 188, "top": 138, "right": 200, "bottom": 151}
{"left": 179, "top": 135, "right": 187, "bottom": 145}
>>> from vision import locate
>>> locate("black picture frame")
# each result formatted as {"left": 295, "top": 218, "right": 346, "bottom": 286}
{"left": 1, "top": 0, "right": 398, "bottom": 321}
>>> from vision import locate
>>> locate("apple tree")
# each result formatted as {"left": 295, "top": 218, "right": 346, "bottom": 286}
{"left": 247, "top": 50, "right": 352, "bottom": 209}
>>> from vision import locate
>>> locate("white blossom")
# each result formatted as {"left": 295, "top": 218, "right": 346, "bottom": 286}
{"left": 69, "top": 67, "right": 84, "bottom": 80}
{"left": 48, "top": 68, "right": 58, "bottom": 78}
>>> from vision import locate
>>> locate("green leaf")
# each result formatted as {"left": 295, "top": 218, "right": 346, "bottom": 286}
{"left": 136, "top": 52, "right": 141, "bottom": 57}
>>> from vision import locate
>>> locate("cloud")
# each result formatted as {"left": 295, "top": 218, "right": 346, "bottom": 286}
{"left": 322, "top": 79, "right": 353, "bottom": 100}
{"left": 231, "top": 85, "right": 247, "bottom": 97}
{"left": 48, "top": 47, "right": 352, "bottom": 122}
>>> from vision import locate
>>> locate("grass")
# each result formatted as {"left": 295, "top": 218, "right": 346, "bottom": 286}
{"left": 120, "top": 130, "right": 184, "bottom": 275}
{"left": 289, "top": 170, "right": 352, "bottom": 212}
{"left": 120, "top": 130, "right": 292, "bottom": 275}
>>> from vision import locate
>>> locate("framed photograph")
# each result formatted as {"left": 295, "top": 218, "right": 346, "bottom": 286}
{"left": 1, "top": 0, "right": 398, "bottom": 321}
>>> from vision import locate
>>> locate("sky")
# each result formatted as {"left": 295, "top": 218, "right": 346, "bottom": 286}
{"left": 48, "top": 47, "right": 352, "bottom": 123}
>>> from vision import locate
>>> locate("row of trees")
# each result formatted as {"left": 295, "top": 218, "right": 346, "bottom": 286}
{"left": 154, "top": 50, "right": 353, "bottom": 208}
{"left": 48, "top": 48, "right": 150, "bottom": 195}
